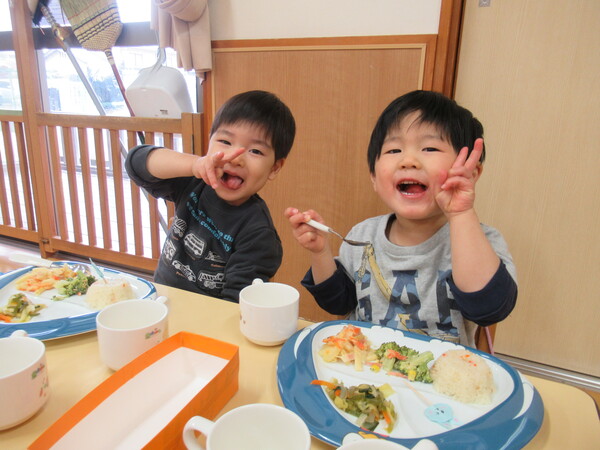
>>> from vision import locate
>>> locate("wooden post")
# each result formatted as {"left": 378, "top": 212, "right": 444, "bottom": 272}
{"left": 9, "top": 0, "right": 58, "bottom": 257}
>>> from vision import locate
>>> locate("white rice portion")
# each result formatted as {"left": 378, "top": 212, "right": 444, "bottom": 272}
{"left": 85, "top": 278, "right": 135, "bottom": 310}
{"left": 430, "top": 349, "right": 495, "bottom": 404}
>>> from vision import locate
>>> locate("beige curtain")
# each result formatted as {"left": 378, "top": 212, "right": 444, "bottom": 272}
{"left": 151, "top": 0, "right": 212, "bottom": 78}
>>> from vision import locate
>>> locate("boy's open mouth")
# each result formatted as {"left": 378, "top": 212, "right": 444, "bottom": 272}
{"left": 397, "top": 180, "right": 427, "bottom": 195}
{"left": 221, "top": 172, "right": 244, "bottom": 190}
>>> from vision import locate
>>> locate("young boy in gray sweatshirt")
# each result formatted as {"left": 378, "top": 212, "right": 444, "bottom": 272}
{"left": 286, "top": 90, "right": 516, "bottom": 347}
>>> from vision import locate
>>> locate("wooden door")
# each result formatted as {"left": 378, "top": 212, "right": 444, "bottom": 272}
{"left": 455, "top": 0, "right": 600, "bottom": 377}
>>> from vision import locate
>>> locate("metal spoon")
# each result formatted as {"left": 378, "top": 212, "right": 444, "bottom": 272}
{"left": 305, "top": 219, "right": 371, "bottom": 247}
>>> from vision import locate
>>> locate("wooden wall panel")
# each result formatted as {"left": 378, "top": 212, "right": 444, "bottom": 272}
{"left": 210, "top": 37, "right": 436, "bottom": 321}
{"left": 455, "top": 0, "right": 600, "bottom": 377}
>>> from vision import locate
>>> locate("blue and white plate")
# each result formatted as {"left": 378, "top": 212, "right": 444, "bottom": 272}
{"left": 277, "top": 320, "right": 543, "bottom": 449}
{"left": 0, "top": 263, "right": 156, "bottom": 340}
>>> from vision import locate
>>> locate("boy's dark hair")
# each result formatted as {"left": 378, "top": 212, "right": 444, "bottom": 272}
{"left": 367, "top": 90, "right": 485, "bottom": 174}
{"left": 209, "top": 90, "right": 296, "bottom": 160}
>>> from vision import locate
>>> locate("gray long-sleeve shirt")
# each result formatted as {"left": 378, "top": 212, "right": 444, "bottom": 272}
{"left": 302, "top": 214, "right": 517, "bottom": 347}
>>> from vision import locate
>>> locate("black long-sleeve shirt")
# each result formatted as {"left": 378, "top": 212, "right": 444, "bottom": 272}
{"left": 125, "top": 145, "right": 282, "bottom": 302}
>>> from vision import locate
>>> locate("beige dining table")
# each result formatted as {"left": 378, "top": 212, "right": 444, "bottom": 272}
{"left": 1, "top": 283, "right": 599, "bottom": 449}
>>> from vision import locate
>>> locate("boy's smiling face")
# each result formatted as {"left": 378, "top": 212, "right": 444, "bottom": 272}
{"left": 371, "top": 111, "right": 458, "bottom": 224}
{"left": 208, "top": 121, "right": 284, "bottom": 206}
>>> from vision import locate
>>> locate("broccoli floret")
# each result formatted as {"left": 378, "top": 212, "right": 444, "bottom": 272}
{"left": 52, "top": 272, "right": 96, "bottom": 300}
{"left": 374, "top": 342, "right": 404, "bottom": 360}
{"left": 395, "top": 350, "right": 434, "bottom": 383}
{"left": 374, "top": 342, "right": 434, "bottom": 383}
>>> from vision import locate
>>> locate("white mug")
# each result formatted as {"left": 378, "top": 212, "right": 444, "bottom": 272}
{"left": 0, "top": 330, "right": 49, "bottom": 430}
{"left": 239, "top": 279, "right": 299, "bottom": 346}
{"left": 183, "top": 403, "right": 310, "bottom": 450}
{"left": 96, "top": 296, "right": 169, "bottom": 370}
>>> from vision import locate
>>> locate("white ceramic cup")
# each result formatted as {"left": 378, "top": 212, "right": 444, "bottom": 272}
{"left": 183, "top": 403, "right": 310, "bottom": 450}
{"left": 0, "top": 330, "right": 49, "bottom": 430}
{"left": 96, "top": 296, "right": 169, "bottom": 371}
{"left": 239, "top": 278, "right": 299, "bottom": 346}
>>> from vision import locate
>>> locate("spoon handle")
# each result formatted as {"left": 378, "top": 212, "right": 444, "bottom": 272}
{"left": 89, "top": 258, "right": 106, "bottom": 282}
{"left": 305, "top": 219, "right": 332, "bottom": 234}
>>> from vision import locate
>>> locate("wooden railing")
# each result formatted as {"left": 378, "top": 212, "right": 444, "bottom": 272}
{"left": 0, "top": 111, "right": 203, "bottom": 273}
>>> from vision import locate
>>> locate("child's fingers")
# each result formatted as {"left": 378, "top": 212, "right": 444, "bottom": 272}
{"left": 464, "top": 138, "right": 484, "bottom": 171}
{"left": 284, "top": 207, "right": 299, "bottom": 219}
{"left": 205, "top": 164, "right": 220, "bottom": 188}
{"left": 221, "top": 147, "right": 246, "bottom": 163}
{"left": 303, "top": 209, "right": 324, "bottom": 223}
{"left": 451, "top": 146, "right": 469, "bottom": 169}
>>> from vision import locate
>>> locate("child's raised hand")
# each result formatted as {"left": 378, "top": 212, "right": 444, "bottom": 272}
{"left": 436, "top": 138, "right": 484, "bottom": 217}
{"left": 284, "top": 207, "right": 329, "bottom": 254}
{"left": 192, "top": 148, "right": 246, "bottom": 189}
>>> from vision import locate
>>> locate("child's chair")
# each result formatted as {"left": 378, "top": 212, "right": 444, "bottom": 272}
{"left": 475, "top": 324, "right": 496, "bottom": 355}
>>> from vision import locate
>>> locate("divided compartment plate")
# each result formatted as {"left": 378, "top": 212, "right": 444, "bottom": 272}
{"left": 0, "top": 264, "right": 156, "bottom": 340}
{"left": 277, "top": 320, "right": 543, "bottom": 449}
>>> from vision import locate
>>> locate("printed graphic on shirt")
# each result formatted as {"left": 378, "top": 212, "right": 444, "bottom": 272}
{"left": 197, "top": 271, "right": 225, "bottom": 290}
{"left": 171, "top": 216, "right": 187, "bottom": 238}
{"left": 354, "top": 266, "right": 459, "bottom": 342}
{"left": 205, "top": 251, "right": 226, "bottom": 264}
{"left": 172, "top": 260, "right": 196, "bottom": 282}
{"left": 163, "top": 239, "right": 176, "bottom": 262}
{"left": 186, "top": 193, "right": 235, "bottom": 253}
{"left": 183, "top": 233, "right": 206, "bottom": 258}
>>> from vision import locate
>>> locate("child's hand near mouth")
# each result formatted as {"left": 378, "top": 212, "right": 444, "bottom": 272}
{"left": 192, "top": 147, "right": 246, "bottom": 189}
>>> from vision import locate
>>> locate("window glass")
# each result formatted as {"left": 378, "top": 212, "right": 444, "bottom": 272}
{"left": 0, "top": 0, "right": 9, "bottom": 32}
{"left": 25, "top": 0, "right": 196, "bottom": 116}
{"left": 41, "top": 46, "right": 196, "bottom": 116}
{"left": 0, "top": 52, "right": 21, "bottom": 110}
{"left": 20, "top": 0, "right": 150, "bottom": 28}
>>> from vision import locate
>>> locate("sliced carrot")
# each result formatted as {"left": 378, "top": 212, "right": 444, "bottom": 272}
{"left": 382, "top": 409, "right": 392, "bottom": 425}
{"left": 387, "top": 370, "right": 408, "bottom": 378}
{"left": 310, "top": 379, "right": 338, "bottom": 390}
{"left": 385, "top": 349, "right": 407, "bottom": 360}
{"left": 0, "top": 313, "right": 13, "bottom": 323}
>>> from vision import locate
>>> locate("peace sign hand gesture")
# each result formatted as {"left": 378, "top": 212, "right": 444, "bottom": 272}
{"left": 436, "top": 138, "right": 484, "bottom": 218}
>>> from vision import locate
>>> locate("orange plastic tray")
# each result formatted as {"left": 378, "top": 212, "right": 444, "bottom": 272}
{"left": 29, "top": 332, "right": 239, "bottom": 449}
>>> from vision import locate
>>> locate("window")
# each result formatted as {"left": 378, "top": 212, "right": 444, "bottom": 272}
{"left": 0, "top": 0, "right": 20, "bottom": 110}
{"left": 0, "top": 0, "right": 198, "bottom": 116}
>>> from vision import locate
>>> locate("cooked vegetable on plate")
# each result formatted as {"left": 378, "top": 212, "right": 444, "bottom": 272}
{"left": 318, "top": 325, "right": 434, "bottom": 382}
{"left": 15, "top": 265, "right": 78, "bottom": 295}
{"left": 312, "top": 378, "right": 397, "bottom": 433}
{"left": 0, "top": 293, "right": 46, "bottom": 323}
{"left": 373, "top": 342, "right": 434, "bottom": 383}
{"left": 52, "top": 272, "right": 97, "bottom": 301}
{"left": 318, "top": 324, "right": 378, "bottom": 370}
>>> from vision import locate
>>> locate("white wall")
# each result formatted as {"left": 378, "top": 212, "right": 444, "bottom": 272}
{"left": 207, "top": 0, "right": 441, "bottom": 40}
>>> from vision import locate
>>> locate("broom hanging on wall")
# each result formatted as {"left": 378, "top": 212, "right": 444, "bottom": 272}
{"left": 58, "top": 0, "right": 135, "bottom": 117}
{"left": 28, "top": 0, "right": 107, "bottom": 116}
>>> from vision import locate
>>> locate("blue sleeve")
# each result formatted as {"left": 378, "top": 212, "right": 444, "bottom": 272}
{"left": 449, "top": 261, "right": 517, "bottom": 327}
{"left": 301, "top": 260, "right": 357, "bottom": 315}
